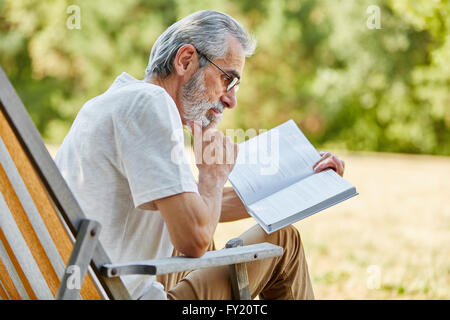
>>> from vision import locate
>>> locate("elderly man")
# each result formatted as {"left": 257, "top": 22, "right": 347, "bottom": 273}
{"left": 55, "top": 10, "right": 345, "bottom": 300}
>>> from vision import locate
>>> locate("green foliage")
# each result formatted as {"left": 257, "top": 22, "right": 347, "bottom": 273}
{"left": 0, "top": 0, "right": 449, "bottom": 154}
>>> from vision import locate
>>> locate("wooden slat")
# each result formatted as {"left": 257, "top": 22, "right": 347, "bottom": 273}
{"left": 0, "top": 226, "right": 38, "bottom": 299}
{"left": 0, "top": 258, "right": 21, "bottom": 300}
{"left": 0, "top": 66, "right": 130, "bottom": 299}
{"left": 0, "top": 191, "right": 54, "bottom": 299}
{"left": 0, "top": 109, "right": 102, "bottom": 300}
{"left": 0, "top": 281, "right": 8, "bottom": 300}
{"left": 0, "top": 240, "right": 29, "bottom": 299}
{"left": 0, "top": 162, "right": 62, "bottom": 296}
{"left": 0, "top": 137, "right": 67, "bottom": 286}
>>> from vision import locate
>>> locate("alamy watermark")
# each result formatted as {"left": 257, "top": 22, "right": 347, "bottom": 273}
{"left": 171, "top": 126, "right": 280, "bottom": 176}
{"left": 65, "top": 265, "right": 81, "bottom": 290}
{"left": 366, "top": 5, "right": 381, "bottom": 30}
{"left": 66, "top": 5, "right": 81, "bottom": 30}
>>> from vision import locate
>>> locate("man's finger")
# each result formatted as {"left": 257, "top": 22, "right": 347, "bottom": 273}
{"left": 314, "top": 157, "right": 344, "bottom": 177}
{"left": 313, "top": 151, "right": 332, "bottom": 168}
{"left": 329, "top": 155, "right": 344, "bottom": 176}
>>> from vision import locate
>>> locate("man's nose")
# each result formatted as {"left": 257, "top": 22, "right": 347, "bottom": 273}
{"left": 220, "top": 88, "right": 237, "bottom": 109}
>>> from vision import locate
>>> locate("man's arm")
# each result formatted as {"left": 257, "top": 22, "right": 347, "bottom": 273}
{"left": 154, "top": 187, "right": 248, "bottom": 256}
{"left": 220, "top": 187, "right": 250, "bottom": 222}
{"left": 154, "top": 118, "right": 238, "bottom": 257}
{"left": 154, "top": 181, "right": 223, "bottom": 258}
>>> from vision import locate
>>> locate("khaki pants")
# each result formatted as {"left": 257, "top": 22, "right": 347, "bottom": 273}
{"left": 156, "top": 224, "right": 315, "bottom": 300}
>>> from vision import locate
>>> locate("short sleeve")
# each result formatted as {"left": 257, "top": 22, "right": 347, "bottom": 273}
{"left": 114, "top": 88, "right": 198, "bottom": 210}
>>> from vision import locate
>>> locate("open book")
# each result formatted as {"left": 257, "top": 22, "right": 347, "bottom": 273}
{"left": 228, "top": 120, "right": 358, "bottom": 234}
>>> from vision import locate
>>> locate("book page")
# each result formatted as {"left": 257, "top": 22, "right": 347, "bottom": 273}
{"left": 248, "top": 169, "right": 356, "bottom": 227}
{"left": 229, "top": 120, "right": 322, "bottom": 205}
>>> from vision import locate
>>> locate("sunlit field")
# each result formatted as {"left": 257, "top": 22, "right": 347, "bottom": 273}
{"left": 47, "top": 146, "right": 450, "bottom": 299}
{"left": 214, "top": 150, "right": 450, "bottom": 300}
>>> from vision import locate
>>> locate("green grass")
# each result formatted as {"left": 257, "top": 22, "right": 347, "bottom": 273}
{"left": 215, "top": 151, "right": 450, "bottom": 299}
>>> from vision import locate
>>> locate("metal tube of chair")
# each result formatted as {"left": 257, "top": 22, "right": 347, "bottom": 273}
{"left": 226, "top": 238, "right": 251, "bottom": 300}
{"left": 56, "top": 219, "right": 101, "bottom": 300}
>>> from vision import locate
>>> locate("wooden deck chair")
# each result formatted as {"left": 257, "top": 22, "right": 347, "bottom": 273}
{"left": 0, "top": 66, "right": 283, "bottom": 300}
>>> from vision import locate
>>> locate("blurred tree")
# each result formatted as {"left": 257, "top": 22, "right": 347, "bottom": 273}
{"left": 0, "top": 0, "right": 448, "bottom": 154}
{"left": 389, "top": 0, "right": 450, "bottom": 154}
{"left": 0, "top": 0, "right": 177, "bottom": 142}
{"left": 231, "top": 0, "right": 449, "bottom": 155}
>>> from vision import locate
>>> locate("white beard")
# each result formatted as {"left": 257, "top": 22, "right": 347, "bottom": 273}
{"left": 182, "top": 68, "right": 224, "bottom": 128}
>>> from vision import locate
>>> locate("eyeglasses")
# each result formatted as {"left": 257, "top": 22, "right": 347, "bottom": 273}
{"left": 197, "top": 50, "right": 240, "bottom": 92}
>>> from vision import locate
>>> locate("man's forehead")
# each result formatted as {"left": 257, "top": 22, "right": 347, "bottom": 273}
{"left": 217, "top": 37, "right": 246, "bottom": 78}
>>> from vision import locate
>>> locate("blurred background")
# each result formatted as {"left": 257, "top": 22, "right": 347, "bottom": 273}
{"left": 1, "top": 0, "right": 449, "bottom": 299}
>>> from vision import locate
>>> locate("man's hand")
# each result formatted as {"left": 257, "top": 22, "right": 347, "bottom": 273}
{"left": 312, "top": 151, "right": 345, "bottom": 177}
{"left": 191, "top": 117, "right": 239, "bottom": 186}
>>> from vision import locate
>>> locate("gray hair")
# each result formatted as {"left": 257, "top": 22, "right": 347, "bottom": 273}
{"left": 145, "top": 10, "right": 256, "bottom": 79}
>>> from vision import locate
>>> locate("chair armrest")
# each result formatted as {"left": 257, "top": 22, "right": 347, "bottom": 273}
{"left": 101, "top": 242, "right": 283, "bottom": 277}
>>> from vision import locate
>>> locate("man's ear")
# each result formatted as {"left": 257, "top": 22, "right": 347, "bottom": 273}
{"left": 173, "top": 44, "right": 198, "bottom": 77}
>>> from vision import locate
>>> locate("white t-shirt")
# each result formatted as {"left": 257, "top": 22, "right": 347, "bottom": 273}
{"left": 55, "top": 72, "right": 198, "bottom": 299}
